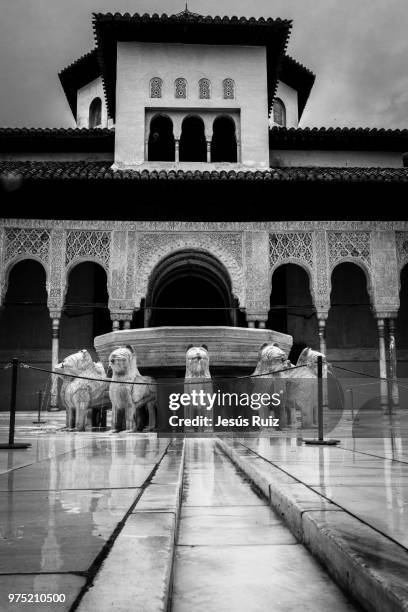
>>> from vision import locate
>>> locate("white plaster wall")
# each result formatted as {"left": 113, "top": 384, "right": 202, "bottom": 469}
{"left": 115, "top": 42, "right": 269, "bottom": 168}
{"left": 270, "top": 81, "right": 299, "bottom": 128}
{"left": 269, "top": 149, "right": 403, "bottom": 168}
{"left": 77, "top": 77, "right": 108, "bottom": 128}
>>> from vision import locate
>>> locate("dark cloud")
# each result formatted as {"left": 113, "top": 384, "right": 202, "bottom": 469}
{"left": 0, "top": 0, "right": 407, "bottom": 128}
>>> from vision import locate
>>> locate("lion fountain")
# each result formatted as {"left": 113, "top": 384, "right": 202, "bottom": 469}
{"left": 55, "top": 349, "right": 108, "bottom": 431}
{"left": 108, "top": 345, "right": 157, "bottom": 433}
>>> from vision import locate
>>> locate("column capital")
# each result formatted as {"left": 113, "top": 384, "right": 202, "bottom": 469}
{"left": 109, "top": 311, "right": 133, "bottom": 322}
{"left": 48, "top": 307, "right": 62, "bottom": 320}
{"left": 373, "top": 311, "right": 399, "bottom": 320}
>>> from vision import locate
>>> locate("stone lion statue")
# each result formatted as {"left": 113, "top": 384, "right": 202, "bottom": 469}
{"left": 108, "top": 345, "right": 157, "bottom": 433}
{"left": 252, "top": 344, "right": 342, "bottom": 429}
{"left": 184, "top": 345, "right": 213, "bottom": 429}
{"left": 55, "top": 350, "right": 108, "bottom": 431}
{"left": 252, "top": 342, "right": 290, "bottom": 376}
{"left": 251, "top": 343, "right": 292, "bottom": 427}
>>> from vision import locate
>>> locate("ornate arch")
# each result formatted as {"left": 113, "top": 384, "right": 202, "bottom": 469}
{"left": 329, "top": 258, "right": 374, "bottom": 306}
{"left": 63, "top": 257, "right": 110, "bottom": 302}
{"left": 135, "top": 233, "right": 244, "bottom": 307}
{"left": 270, "top": 259, "right": 315, "bottom": 304}
{"left": 1, "top": 256, "right": 48, "bottom": 306}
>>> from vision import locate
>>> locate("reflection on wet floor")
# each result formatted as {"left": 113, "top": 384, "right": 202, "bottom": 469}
{"left": 236, "top": 436, "right": 408, "bottom": 549}
{"left": 0, "top": 435, "right": 169, "bottom": 580}
{"left": 171, "top": 439, "right": 357, "bottom": 612}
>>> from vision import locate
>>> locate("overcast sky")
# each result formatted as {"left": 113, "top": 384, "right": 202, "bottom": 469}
{"left": 0, "top": 0, "right": 407, "bottom": 129}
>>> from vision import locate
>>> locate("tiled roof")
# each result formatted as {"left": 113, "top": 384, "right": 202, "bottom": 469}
{"left": 270, "top": 126, "right": 408, "bottom": 152}
{"left": 1, "top": 162, "right": 407, "bottom": 183}
{"left": 279, "top": 57, "right": 315, "bottom": 120}
{"left": 92, "top": 11, "right": 292, "bottom": 119}
{"left": 0, "top": 128, "right": 114, "bottom": 152}
{"left": 58, "top": 50, "right": 100, "bottom": 120}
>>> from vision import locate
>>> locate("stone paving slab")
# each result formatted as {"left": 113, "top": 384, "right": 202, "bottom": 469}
{"left": 0, "top": 574, "right": 85, "bottom": 612}
{"left": 76, "top": 439, "right": 185, "bottom": 612}
{"left": 217, "top": 437, "right": 408, "bottom": 612}
{"left": 172, "top": 539, "right": 356, "bottom": 612}
{"left": 0, "top": 459, "right": 157, "bottom": 490}
{"left": 178, "top": 505, "right": 297, "bottom": 546}
{"left": 303, "top": 511, "right": 408, "bottom": 612}
{"left": 78, "top": 512, "right": 176, "bottom": 612}
{"left": 0, "top": 488, "right": 139, "bottom": 573}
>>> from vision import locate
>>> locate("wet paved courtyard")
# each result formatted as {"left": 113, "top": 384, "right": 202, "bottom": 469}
{"left": 171, "top": 439, "right": 357, "bottom": 612}
{"left": 236, "top": 436, "right": 408, "bottom": 549}
{"left": 1, "top": 424, "right": 407, "bottom": 610}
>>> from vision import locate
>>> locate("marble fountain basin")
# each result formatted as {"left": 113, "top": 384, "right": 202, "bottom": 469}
{"left": 94, "top": 326, "right": 293, "bottom": 376}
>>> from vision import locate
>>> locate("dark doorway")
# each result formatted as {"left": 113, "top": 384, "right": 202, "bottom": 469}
{"left": 0, "top": 260, "right": 51, "bottom": 410}
{"left": 148, "top": 115, "right": 175, "bottom": 162}
{"left": 267, "top": 264, "right": 318, "bottom": 348}
{"left": 211, "top": 116, "right": 237, "bottom": 162}
{"left": 326, "top": 262, "right": 376, "bottom": 350}
{"left": 147, "top": 250, "right": 235, "bottom": 326}
{"left": 60, "top": 262, "right": 111, "bottom": 356}
{"left": 179, "top": 116, "right": 206, "bottom": 162}
{"left": 89, "top": 97, "right": 102, "bottom": 128}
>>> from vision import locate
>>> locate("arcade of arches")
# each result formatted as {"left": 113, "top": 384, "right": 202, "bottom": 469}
{"left": 147, "top": 113, "right": 239, "bottom": 163}
{"left": 1, "top": 253, "right": 408, "bottom": 409}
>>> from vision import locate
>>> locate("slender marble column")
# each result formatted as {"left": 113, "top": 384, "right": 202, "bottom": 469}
{"left": 317, "top": 318, "right": 327, "bottom": 356}
{"left": 112, "top": 320, "right": 120, "bottom": 332}
{"left": 206, "top": 140, "right": 211, "bottom": 163}
{"left": 376, "top": 318, "right": 389, "bottom": 412}
{"left": 49, "top": 317, "right": 60, "bottom": 411}
{"left": 175, "top": 140, "right": 180, "bottom": 163}
{"left": 388, "top": 318, "right": 399, "bottom": 409}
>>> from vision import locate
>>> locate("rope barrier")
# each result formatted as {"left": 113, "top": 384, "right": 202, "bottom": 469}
{"left": 19, "top": 361, "right": 309, "bottom": 386}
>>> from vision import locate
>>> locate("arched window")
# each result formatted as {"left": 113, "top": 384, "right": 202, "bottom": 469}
{"left": 150, "top": 77, "right": 163, "bottom": 98}
{"left": 175, "top": 78, "right": 187, "bottom": 99}
{"left": 199, "top": 78, "right": 211, "bottom": 99}
{"left": 211, "top": 116, "right": 237, "bottom": 163}
{"left": 89, "top": 97, "right": 102, "bottom": 128}
{"left": 179, "top": 116, "right": 206, "bottom": 162}
{"left": 223, "top": 78, "right": 235, "bottom": 100}
{"left": 273, "top": 98, "right": 286, "bottom": 127}
{"left": 148, "top": 115, "right": 175, "bottom": 162}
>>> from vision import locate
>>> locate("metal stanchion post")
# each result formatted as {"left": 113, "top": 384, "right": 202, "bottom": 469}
{"left": 304, "top": 356, "right": 340, "bottom": 446}
{"left": 0, "top": 358, "right": 31, "bottom": 450}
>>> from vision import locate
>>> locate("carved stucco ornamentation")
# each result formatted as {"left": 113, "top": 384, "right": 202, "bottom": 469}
{"left": 110, "top": 230, "right": 127, "bottom": 299}
{"left": 135, "top": 232, "right": 244, "bottom": 306}
{"left": 269, "top": 232, "right": 314, "bottom": 272}
{"left": 327, "top": 231, "right": 371, "bottom": 270}
{"left": 125, "top": 231, "right": 137, "bottom": 302}
{"left": 48, "top": 229, "right": 66, "bottom": 313}
{"left": 396, "top": 232, "right": 408, "bottom": 271}
{"left": 313, "top": 231, "right": 330, "bottom": 314}
{"left": 0, "top": 227, "right": 5, "bottom": 306}
{"left": 65, "top": 230, "right": 111, "bottom": 270}
{"left": 245, "top": 232, "right": 270, "bottom": 315}
{"left": 4, "top": 227, "right": 50, "bottom": 267}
